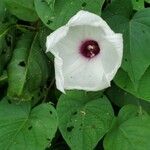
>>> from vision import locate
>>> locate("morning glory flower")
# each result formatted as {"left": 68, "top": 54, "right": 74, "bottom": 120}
{"left": 46, "top": 10, "right": 123, "bottom": 93}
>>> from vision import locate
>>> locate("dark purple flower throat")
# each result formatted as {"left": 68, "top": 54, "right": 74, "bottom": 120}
{"left": 80, "top": 40, "right": 100, "bottom": 58}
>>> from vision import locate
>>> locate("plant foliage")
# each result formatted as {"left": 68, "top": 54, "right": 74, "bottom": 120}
{"left": 0, "top": 0, "right": 150, "bottom": 149}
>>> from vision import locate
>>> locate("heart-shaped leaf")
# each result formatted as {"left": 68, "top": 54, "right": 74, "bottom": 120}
{"left": 104, "top": 105, "right": 150, "bottom": 150}
{"left": 57, "top": 91, "right": 114, "bottom": 150}
{"left": 0, "top": 98, "right": 58, "bottom": 150}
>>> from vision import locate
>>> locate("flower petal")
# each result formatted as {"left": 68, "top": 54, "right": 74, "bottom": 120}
{"left": 99, "top": 34, "right": 123, "bottom": 80}
{"left": 54, "top": 56, "right": 65, "bottom": 93}
{"left": 67, "top": 10, "right": 114, "bottom": 35}
{"left": 63, "top": 58, "right": 110, "bottom": 91}
{"left": 46, "top": 26, "right": 69, "bottom": 53}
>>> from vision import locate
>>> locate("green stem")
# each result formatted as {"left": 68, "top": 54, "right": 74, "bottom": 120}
{"left": 42, "top": 78, "right": 55, "bottom": 103}
{"left": 0, "top": 71, "right": 8, "bottom": 85}
{"left": 16, "top": 24, "right": 37, "bottom": 31}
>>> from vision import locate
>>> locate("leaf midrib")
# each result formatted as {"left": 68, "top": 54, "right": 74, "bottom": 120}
{"left": 18, "top": 33, "right": 37, "bottom": 95}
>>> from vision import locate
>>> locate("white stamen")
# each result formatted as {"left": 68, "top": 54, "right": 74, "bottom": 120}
{"left": 87, "top": 45, "right": 94, "bottom": 51}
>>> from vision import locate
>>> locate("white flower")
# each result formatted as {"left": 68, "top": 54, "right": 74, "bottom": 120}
{"left": 46, "top": 10, "right": 123, "bottom": 93}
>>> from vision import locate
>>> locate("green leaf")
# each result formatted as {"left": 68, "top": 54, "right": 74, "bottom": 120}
{"left": 0, "top": 0, "right": 6, "bottom": 21}
{"left": 103, "top": 0, "right": 150, "bottom": 94}
{"left": 38, "top": 24, "right": 52, "bottom": 51}
{"left": 0, "top": 0, "right": 17, "bottom": 25}
{"left": 34, "top": 0, "right": 105, "bottom": 30}
{"left": 114, "top": 67, "right": 150, "bottom": 101}
{"left": 7, "top": 32, "right": 50, "bottom": 101}
{"left": 106, "top": 83, "right": 150, "bottom": 113}
{"left": 132, "top": 0, "right": 144, "bottom": 10}
{"left": 4, "top": 0, "right": 38, "bottom": 22}
{"left": 57, "top": 91, "right": 114, "bottom": 150}
{"left": 0, "top": 98, "right": 58, "bottom": 150}
{"left": 145, "top": 0, "right": 150, "bottom": 3}
{"left": 0, "top": 23, "right": 14, "bottom": 76}
{"left": 0, "top": 23, "right": 11, "bottom": 55}
{"left": 104, "top": 105, "right": 150, "bottom": 150}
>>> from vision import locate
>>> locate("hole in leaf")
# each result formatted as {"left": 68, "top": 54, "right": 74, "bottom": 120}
{"left": 72, "top": 111, "right": 77, "bottom": 115}
{"left": 2, "top": 49, "right": 6, "bottom": 54}
{"left": 47, "top": 20, "right": 53, "bottom": 25}
{"left": 145, "top": 2, "right": 150, "bottom": 8}
{"left": 19, "top": 61, "right": 26, "bottom": 67}
{"left": 7, "top": 99, "right": 12, "bottom": 104}
{"left": 28, "top": 126, "right": 33, "bottom": 130}
{"left": 31, "top": 96, "right": 34, "bottom": 101}
{"left": 5, "top": 36, "right": 11, "bottom": 47}
{"left": 38, "top": 92, "right": 41, "bottom": 97}
{"left": 67, "top": 126, "right": 74, "bottom": 132}
{"left": 40, "top": 86, "right": 43, "bottom": 92}
{"left": 100, "top": 95, "right": 104, "bottom": 98}
{"left": 46, "top": 81, "right": 49, "bottom": 87}
{"left": 82, "top": 2, "right": 87, "bottom": 7}
{"left": 46, "top": 138, "right": 51, "bottom": 141}
{"left": 49, "top": 111, "right": 52, "bottom": 114}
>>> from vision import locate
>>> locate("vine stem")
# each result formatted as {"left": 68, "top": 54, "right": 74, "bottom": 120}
{"left": 42, "top": 78, "right": 55, "bottom": 103}
{"left": 16, "top": 24, "right": 37, "bottom": 31}
{"left": 137, "top": 99, "right": 143, "bottom": 115}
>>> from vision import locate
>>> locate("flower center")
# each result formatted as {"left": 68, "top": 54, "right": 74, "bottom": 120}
{"left": 80, "top": 40, "right": 100, "bottom": 58}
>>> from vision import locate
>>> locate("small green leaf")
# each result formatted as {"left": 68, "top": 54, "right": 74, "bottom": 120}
{"left": 7, "top": 32, "right": 50, "bottom": 101}
{"left": 57, "top": 91, "right": 114, "bottom": 150}
{"left": 34, "top": 0, "right": 105, "bottom": 30}
{"left": 132, "top": 0, "right": 144, "bottom": 10}
{"left": 106, "top": 83, "right": 150, "bottom": 113}
{"left": 117, "top": 105, "right": 148, "bottom": 122}
{"left": 0, "top": 98, "right": 58, "bottom": 150}
{"left": 114, "top": 67, "right": 150, "bottom": 101}
{"left": 4, "top": 0, "right": 38, "bottom": 22}
{"left": 145, "top": 0, "right": 150, "bottom": 3}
